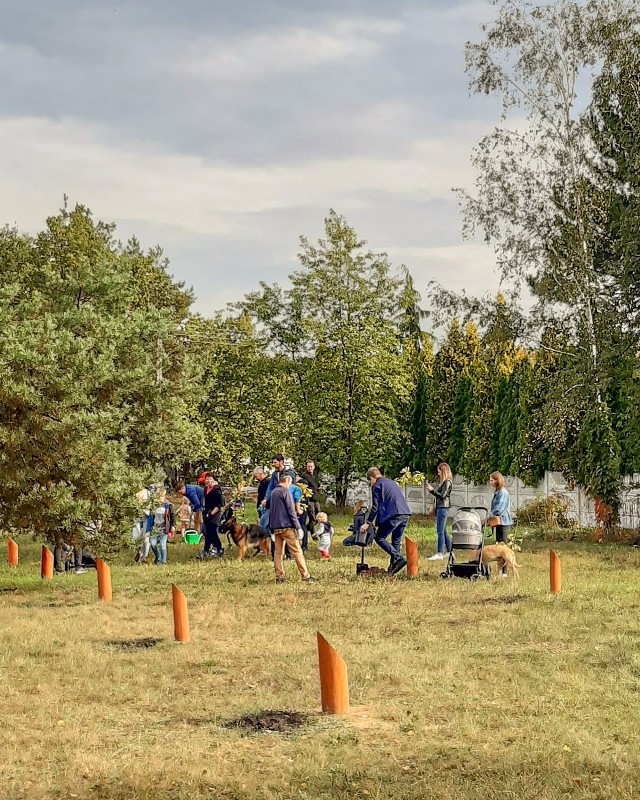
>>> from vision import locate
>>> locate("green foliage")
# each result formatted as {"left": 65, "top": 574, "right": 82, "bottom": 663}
{"left": 422, "top": 319, "right": 466, "bottom": 473}
{"left": 192, "top": 313, "right": 301, "bottom": 483}
{"left": 407, "top": 338, "right": 433, "bottom": 471}
{"left": 0, "top": 204, "right": 204, "bottom": 550}
{"left": 448, "top": 376, "right": 473, "bottom": 475}
{"left": 572, "top": 401, "right": 622, "bottom": 517}
{"left": 459, "top": 0, "right": 640, "bottom": 518}
{"left": 238, "top": 210, "right": 413, "bottom": 503}
{"left": 517, "top": 493, "right": 576, "bottom": 531}
{"left": 396, "top": 467, "right": 426, "bottom": 487}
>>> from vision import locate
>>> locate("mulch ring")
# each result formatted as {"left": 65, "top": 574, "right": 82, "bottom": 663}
{"left": 105, "top": 637, "right": 163, "bottom": 651}
{"left": 224, "top": 710, "right": 309, "bottom": 735}
{"left": 359, "top": 566, "right": 392, "bottom": 579}
{"left": 482, "top": 594, "right": 529, "bottom": 605}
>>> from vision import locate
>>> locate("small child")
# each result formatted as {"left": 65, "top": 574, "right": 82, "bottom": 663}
{"left": 178, "top": 496, "right": 192, "bottom": 536}
{"left": 147, "top": 489, "right": 175, "bottom": 565}
{"left": 342, "top": 500, "right": 371, "bottom": 546}
{"left": 316, "top": 512, "right": 334, "bottom": 559}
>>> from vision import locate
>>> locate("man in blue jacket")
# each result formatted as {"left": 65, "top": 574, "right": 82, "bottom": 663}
{"left": 360, "top": 467, "right": 411, "bottom": 575}
{"left": 176, "top": 481, "right": 205, "bottom": 533}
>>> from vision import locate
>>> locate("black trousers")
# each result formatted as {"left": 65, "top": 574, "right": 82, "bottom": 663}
{"left": 495, "top": 524, "right": 512, "bottom": 574}
{"left": 203, "top": 521, "right": 222, "bottom": 553}
{"left": 307, "top": 500, "right": 320, "bottom": 537}
{"left": 495, "top": 524, "right": 511, "bottom": 544}
{"left": 54, "top": 543, "right": 82, "bottom": 572}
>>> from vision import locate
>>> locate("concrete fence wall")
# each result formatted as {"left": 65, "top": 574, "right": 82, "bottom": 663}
{"left": 399, "top": 471, "right": 640, "bottom": 530}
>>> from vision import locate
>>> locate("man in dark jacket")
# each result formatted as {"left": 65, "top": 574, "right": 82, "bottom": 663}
{"left": 299, "top": 459, "right": 321, "bottom": 539}
{"left": 269, "top": 474, "right": 316, "bottom": 583}
{"left": 360, "top": 467, "right": 411, "bottom": 574}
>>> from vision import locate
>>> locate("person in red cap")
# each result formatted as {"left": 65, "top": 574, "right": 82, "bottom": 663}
{"left": 201, "top": 473, "right": 225, "bottom": 558}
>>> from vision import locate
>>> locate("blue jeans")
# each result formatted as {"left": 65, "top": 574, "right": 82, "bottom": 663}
{"left": 375, "top": 515, "right": 410, "bottom": 566}
{"left": 151, "top": 532, "right": 168, "bottom": 564}
{"left": 436, "top": 507, "right": 450, "bottom": 554}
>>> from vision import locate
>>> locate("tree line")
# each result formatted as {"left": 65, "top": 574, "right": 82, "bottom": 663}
{"left": 1, "top": 0, "right": 639, "bottom": 546}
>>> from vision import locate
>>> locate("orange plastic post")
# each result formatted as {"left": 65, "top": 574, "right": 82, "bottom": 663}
{"left": 550, "top": 549, "right": 561, "bottom": 594}
{"left": 317, "top": 632, "right": 350, "bottom": 715}
{"left": 405, "top": 537, "right": 419, "bottom": 578}
{"left": 172, "top": 584, "right": 190, "bottom": 643}
{"left": 96, "top": 558, "right": 113, "bottom": 602}
{"left": 7, "top": 538, "right": 18, "bottom": 567}
{"left": 41, "top": 545, "right": 54, "bottom": 580}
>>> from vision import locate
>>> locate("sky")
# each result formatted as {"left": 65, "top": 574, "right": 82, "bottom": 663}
{"left": 1, "top": 0, "right": 508, "bottom": 317}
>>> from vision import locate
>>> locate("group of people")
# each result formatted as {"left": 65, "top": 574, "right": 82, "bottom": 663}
{"left": 425, "top": 462, "right": 514, "bottom": 576}
{"left": 133, "top": 454, "right": 514, "bottom": 581}
{"left": 133, "top": 456, "right": 333, "bottom": 581}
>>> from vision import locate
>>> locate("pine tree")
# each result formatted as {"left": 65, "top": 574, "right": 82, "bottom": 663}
{"left": 0, "top": 204, "right": 204, "bottom": 551}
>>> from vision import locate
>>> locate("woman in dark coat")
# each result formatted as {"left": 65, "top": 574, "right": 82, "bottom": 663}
{"left": 202, "top": 473, "right": 225, "bottom": 558}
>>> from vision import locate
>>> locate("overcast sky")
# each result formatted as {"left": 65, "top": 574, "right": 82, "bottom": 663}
{"left": 1, "top": 0, "right": 508, "bottom": 316}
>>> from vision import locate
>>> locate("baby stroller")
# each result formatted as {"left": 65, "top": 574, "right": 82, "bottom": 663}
{"left": 440, "top": 507, "right": 490, "bottom": 580}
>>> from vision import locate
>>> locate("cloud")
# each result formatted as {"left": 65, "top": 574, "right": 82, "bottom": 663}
{"left": 180, "top": 18, "right": 405, "bottom": 82}
{"left": 0, "top": 115, "right": 483, "bottom": 230}
{"left": 0, "top": 0, "right": 512, "bottom": 316}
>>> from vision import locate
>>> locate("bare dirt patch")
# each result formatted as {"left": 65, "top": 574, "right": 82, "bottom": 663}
{"left": 224, "top": 709, "right": 308, "bottom": 734}
{"left": 359, "top": 566, "right": 392, "bottom": 579}
{"left": 482, "top": 594, "right": 530, "bottom": 605}
{"left": 105, "top": 637, "right": 163, "bottom": 651}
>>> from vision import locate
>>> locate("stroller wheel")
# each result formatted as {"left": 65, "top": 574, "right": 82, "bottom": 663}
{"left": 440, "top": 571, "right": 450, "bottom": 579}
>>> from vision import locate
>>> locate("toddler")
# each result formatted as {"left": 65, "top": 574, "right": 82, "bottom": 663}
{"left": 316, "top": 512, "right": 334, "bottom": 559}
{"left": 147, "top": 489, "right": 175, "bottom": 565}
{"left": 178, "top": 496, "right": 192, "bottom": 535}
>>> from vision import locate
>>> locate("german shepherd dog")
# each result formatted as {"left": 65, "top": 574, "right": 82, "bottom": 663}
{"left": 221, "top": 515, "right": 271, "bottom": 561}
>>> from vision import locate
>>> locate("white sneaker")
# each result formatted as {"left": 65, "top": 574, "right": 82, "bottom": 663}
{"left": 427, "top": 553, "right": 445, "bottom": 561}
{"left": 74, "top": 568, "right": 88, "bottom": 574}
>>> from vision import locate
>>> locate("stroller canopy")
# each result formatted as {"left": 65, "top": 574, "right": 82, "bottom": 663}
{"left": 451, "top": 509, "right": 484, "bottom": 549}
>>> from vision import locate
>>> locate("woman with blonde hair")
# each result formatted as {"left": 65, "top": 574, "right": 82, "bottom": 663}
{"left": 426, "top": 462, "right": 453, "bottom": 560}
{"left": 490, "top": 471, "right": 513, "bottom": 577}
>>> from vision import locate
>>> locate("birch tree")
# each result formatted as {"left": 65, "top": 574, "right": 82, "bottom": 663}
{"left": 460, "top": 0, "right": 639, "bottom": 515}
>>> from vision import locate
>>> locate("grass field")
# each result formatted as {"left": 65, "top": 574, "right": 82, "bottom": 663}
{"left": 2, "top": 518, "right": 640, "bottom": 800}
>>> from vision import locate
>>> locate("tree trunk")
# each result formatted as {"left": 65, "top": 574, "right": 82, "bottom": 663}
{"left": 335, "top": 469, "right": 348, "bottom": 507}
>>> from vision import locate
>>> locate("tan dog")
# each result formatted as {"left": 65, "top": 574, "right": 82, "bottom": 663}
{"left": 469, "top": 543, "right": 521, "bottom": 578}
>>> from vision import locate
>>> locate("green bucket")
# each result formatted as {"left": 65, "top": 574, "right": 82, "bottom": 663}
{"left": 183, "top": 530, "right": 201, "bottom": 545}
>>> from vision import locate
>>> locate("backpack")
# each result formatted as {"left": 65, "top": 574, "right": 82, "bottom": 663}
{"left": 147, "top": 502, "right": 170, "bottom": 533}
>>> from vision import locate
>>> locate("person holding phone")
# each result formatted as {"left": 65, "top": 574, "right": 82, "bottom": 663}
{"left": 426, "top": 462, "right": 453, "bottom": 560}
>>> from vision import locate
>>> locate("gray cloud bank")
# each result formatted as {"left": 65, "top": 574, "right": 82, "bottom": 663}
{"left": 1, "top": 0, "right": 506, "bottom": 316}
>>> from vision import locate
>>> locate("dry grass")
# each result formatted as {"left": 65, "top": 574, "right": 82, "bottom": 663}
{"left": 2, "top": 521, "right": 640, "bottom": 800}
